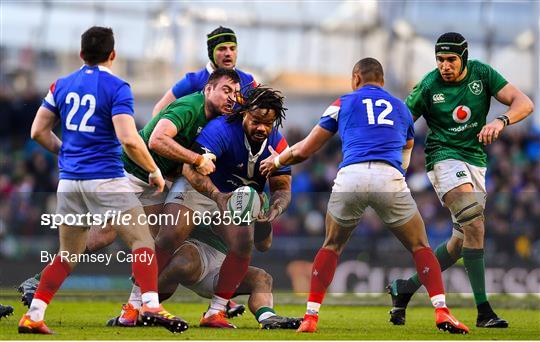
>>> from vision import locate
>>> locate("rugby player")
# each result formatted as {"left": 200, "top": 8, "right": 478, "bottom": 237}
{"left": 18, "top": 68, "right": 242, "bottom": 314}
{"left": 152, "top": 26, "right": 256, "bottom": 116}
{"left": 178, "top": 85, "right": 292, "bottom": 328}
{"left": 260, "top": 58, "right": 469, "bottom": 334}
{"left": 18, "top": 26, "right": 186, "bottom": 334}
{"left": 387, "top": 32, "right": 533, "bottom": 328}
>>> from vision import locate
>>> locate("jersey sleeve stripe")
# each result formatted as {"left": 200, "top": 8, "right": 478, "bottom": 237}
{"left": 41, "top": 100, "right": 59, "bottom": 116}
{"left": 321, "top": 105, "right": 340, "bottom": 120}
{"left": 275, "top": 137, "right": 289, "bottom": 154}
{"left": 44, "top": 90, "right": 56, "bottom": 107}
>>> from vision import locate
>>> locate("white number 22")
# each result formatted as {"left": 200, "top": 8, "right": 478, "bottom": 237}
{"left": 65, "top": 92, "right": 96, "bottom": 132}
{"left": 361, "top": 98, "right": 394, "bottom": 126}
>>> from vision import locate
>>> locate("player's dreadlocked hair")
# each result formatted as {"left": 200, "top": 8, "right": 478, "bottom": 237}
{"left": 229, "top": 85, "right": 287, "bottom": 128}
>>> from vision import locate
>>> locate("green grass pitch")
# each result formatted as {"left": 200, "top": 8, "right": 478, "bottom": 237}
{"left": 0, "top": 299, "right": 539, "bottom": 340}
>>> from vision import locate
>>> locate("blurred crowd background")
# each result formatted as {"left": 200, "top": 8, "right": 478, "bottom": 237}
{"left": 1, "top": 1, "right": 539, "bottom": 275}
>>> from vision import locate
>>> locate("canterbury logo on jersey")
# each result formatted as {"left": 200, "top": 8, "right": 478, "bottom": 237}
{"left": 226, "top": 174, "right": 258, "bottom": 188}
{"left": 456, "top": 171, "right": 467, "bottom": 178}
{"left": 432, "top": 93, "right": 445, "bottom": 104}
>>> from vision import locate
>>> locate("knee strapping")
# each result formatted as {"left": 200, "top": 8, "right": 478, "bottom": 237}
{"left": 447, "top": 193, "right": 484, "bottom": 227}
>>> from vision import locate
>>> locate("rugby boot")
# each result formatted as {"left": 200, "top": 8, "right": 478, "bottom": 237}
{"left": 296, "top": 313, "right": 318, "bottom": 333}
{"left": 18, "top": 314, "right": 53, "bottom": 334}
{"left": 17, "top": 275, "right": 39, "bottom": 308}
{"left": 140, "top": 304, "right": 188, "bottom": 333}
{"left": 386, "top": 279, "right": 414, "bottom": 325}
{"left": 118, "top": 303, "right": 140, "bottom": 327}
{"left": 476, "top": 315, "right": 508, "bottom": 328}
{"left": 0, "top": 304, "right": 13, "bottom": 319}
{"left": 200, "top": 311, "right": 236, "bottom": 328}
{"left": 225, "top": 300, "right": 245, "bottom": 318}
{"left": 435, "top": 307, "right": 469, "bottom": 334}
{"left": 260, "top": 315, "right": 302, "bottom": 329}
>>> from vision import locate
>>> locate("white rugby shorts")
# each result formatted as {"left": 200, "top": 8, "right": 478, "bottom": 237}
{"left": 327, "top": 162, "right": 418, "bottom": 228}
{"left": 56, "top": 177, "right": 142, "bottom": 227}
{"left": 124, "top": 171, "right": 168, "bottom": 207}
{"left": 427, "top": 158, "right": 487, "bottom": 207}
{"left": 427, "top": 159, "right": 487, "bottom": 238}
{"left": 167, "top": 181, "right": 219, "bottom": 214}
{"left": 177, "top": 238, "right": 226, "bottom": 299}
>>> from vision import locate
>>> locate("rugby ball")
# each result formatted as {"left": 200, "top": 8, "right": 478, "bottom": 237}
{"left": 227, "top": 186, "right": 261, "bottom": 224}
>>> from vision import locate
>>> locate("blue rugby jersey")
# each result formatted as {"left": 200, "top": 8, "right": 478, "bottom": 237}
{"left": 318, "top": 85, "right": 414, "bottom": 175}
{"left": 42, "top": 65, "right": 134, "bottom": 180}
{"left": 193, "top": 116, "right": 290, "bottom": 192}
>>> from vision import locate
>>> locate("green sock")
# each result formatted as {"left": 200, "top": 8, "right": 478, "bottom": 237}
{"left": 406, "top": 241, "right": 458, "bottom": 293}
{"left": 255, "top": 306, "right": 275, "bottom": 322}
{"left": 462, "top": 247, "right": 488, "bottom": 305}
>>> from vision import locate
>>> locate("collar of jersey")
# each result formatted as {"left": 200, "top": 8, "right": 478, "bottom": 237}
{"left": 81, "top": 64, "right": 114, "bottom": 75}
{"left": 243, "top": 133, "right": 267, "bottom": 179}
{"left": 206, "top": 61, "right": 237, "bottom": 74}
{"left": 244, "top": 133, "right": 267, "bottom": 159}
{"left": 359, "top": 84, "right": 382, "bottom": 91}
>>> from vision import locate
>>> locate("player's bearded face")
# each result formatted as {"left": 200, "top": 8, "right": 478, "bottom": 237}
{"left": 215, "top": 43, "right": 237, "bottom": 69}
{"left": 436, "top": 54, "right": 462, "bottom": 82}
{"left": 206, "top": 78, "right": 240, "bottom": 116}
{"left": 243, "top": 108, "right": 276, "bottom": 143}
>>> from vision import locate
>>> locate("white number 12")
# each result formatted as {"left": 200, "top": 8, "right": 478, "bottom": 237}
{"left": 361, "top": 98, "right": 394, "bottom": 126}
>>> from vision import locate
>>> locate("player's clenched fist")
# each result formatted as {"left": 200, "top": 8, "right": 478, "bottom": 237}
{"left": 477, "top": 119, "right": 505, "bottom": 145}
{"left": 148, "top": 168, "right": 165, "bottom": 192}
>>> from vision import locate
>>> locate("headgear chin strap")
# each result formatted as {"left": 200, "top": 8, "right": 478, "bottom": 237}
{"left": 435, "top": 32, "right": 468, "bottom": 75}
{"left": 207, "top": 26, "right": 237, "bottom": 67}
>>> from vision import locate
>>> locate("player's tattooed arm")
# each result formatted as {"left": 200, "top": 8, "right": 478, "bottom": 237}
{"left": 31, "top": 106, "right": 62, "bottom": 154}
{"left": 182, "top": 163, "right": 230, "bottom": 211}
{"left": 261, "top": 174, "right": 291, "bottom": 222}
{"left": 149, "top": 119, "right": 214, "bottom": 174}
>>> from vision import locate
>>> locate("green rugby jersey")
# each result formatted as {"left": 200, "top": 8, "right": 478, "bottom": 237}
{"left": 190, "top": 224, "right": 227, "bottom": 254}
{"left": 123, "top": 92, "right": 208, "bottom": 182}
{"left": 405, "top": 60, "right": 508, "bottom": 171}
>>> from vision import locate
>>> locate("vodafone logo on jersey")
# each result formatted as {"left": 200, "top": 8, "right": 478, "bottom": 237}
{"left": 452, "top": 105, "right": 471, "bottom": 123}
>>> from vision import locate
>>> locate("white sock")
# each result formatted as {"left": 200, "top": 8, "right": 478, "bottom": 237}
{"left": 141, "top": 291, "right": 160, "bottom": 309}
{"left": 430, "top": 294, "right": 447, "bottom": 308}
{"left": 258, "top": 311, "right": 276, "bottom": 322}
{"left": 306, "top": 301, "right": 321, "bottom": 315}
{"left": 204, "top": 295, "right": 228, "bottom": 318}
{"left": 128, "top": 284, "right": 142, "bottom": 309}
{"left": 27, "top": 298, "right": 48, "bottom": 321}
